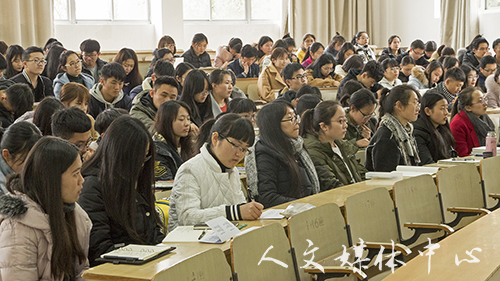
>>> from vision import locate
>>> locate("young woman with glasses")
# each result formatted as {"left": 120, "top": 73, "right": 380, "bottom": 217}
{"left": 344, "top": 89, "right": 378, "bottom": 148}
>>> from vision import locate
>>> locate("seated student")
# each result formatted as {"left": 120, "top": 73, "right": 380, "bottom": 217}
{"left": 144, "top": 48, "right": 175, "bottom": 78}
{"left": 247, "top": 100, "right": 319, "bottom": 208}
{"left": 175, "top": 62, "right": 195, "bottom": 93}
{"left": 10, "top": 46, "right": 53, "bottom": 102}
{"left": 53, "top": 50, "right": 94, "bottom": 98}
{"left": 408, "top": 60, "right": 443, "bottom": 90}
{"left": 336, "top": 53, "right": 363, "bottom": 79}
{"left": 179, "top": 69, "right": 213, "bottom": 131}
{"left": 486, "top": 67, "right": 500, "bottom": 107}
{"left": 324, "top": 33, "right": 345, "bottom": 59}
{"left": 261, "top": 40, "right": 289, "bottom": 72}
{"left": 44, "top": 45, "right": 66, "bottom": 81}
{"left": 296, "top": 34, "right": 315, "bottom": 63}
{"left": 78, "top": 116, "right": 164, "bottom": 266}
{"left": 424, "top": 41, "right": 437, "bottom": 60}
{"left": 0, "top": 137, "right": 91, "bottom": 280}
{"left": 51, "top": 107, "right": 93, "bottom": 161}
{"left": 441, "top": 56, "right": 459, "bottom": 73}
{"left": 88, "top": 62, "right": 132, "bottom": 118}
{"left": 0, "top": 122, "right": 42, "bottom": 195}
{"left": 493, "top": 38, "right": 500, "bottom": 66}
{"left": 296, "top": 94, "right": 322, "bottom": 117}
{"left": 152, "top": 35, "right": 177, "bottom": 67}
{"left": 182, "top": 33, "right": 211, "bottom": 68}
{"left": 130, "top": 76, "right": 179, "bottom": 132}
{"left": 381, "top": 35, "right": 405, "bottom": 59}
{"left": 366, "top": 85, "right": 421, "bottom": 171}
{"left": 209, "top": 69, "right": 233, "bottom": 117}
{"left": 351, "top": 31, "right": 376, "bottom": 63}
{"left": 228, "top": 70, "right": 246, "bottom": 99}
{"left": 60, "top": 82, "right": 98, "bottom": 139}
{"left": 0, "top": 84, "right": 34, "bottom": 128}
{"left": 113, "top": 48, "right": 142, "bottom": 96}
{"left": 306, "top": 54, "right": 343, "bottom": 87}
{"left": 337, "top": 60, "right": 385, "bottom": 100}
{"left": 256, "top": 36, "right": 274, "bottom": 66}
{"left": 338, "top": 80, "right": 364, "bottom": 107}
{"left": 31, "top": 97, "right": 65, "bottom": 135}
{"left": 300, "top": 100, "right": 366, "bottom": 190}
{"left": 227, "top": 44, "right": 259, "bottom": 78}
{"left": 344, "top": 88, "right": 378, "bottom": 148}
{"left": 80, "top": 39, "right": 107, "bottom": 84}
{"left": 257, "top": 47, "right": 289, "bottom": 102}
{"left": 334, "top": 42, "right": 356, "bottom": 77}
{"left": 214, "top": 37, "right": 242, "bottom": 68}
{"left": 478, "top": 55, "right": 498, "bottom": 93}
{"left": 413, "top": 92, "right": 456, "bottom": 165}
{"left": 130, "top": 59, "right": 175, "bottom": 100}
{"left": 301, "top": 42, "right": 324, "bottom": 69}
{"left": 227, "top": 98, "right": 257, "bottom": 126}
{"left": 4, "top": 45, "right": 24, "bottom": 79}
{"left": 279, "top": 84, "right": 322, "bottom": 109}
{"left": 153, "top": 100, "right": 195, "bottom": 181}
{"left": 282, "top": 62, "right": 307, "bottom": 94}
{"left": 379, "top": 58, "right": 403, "bottom": 90}
{"left": 462, "top": 37, "right": 490, "bottom": 69}
{"left": 432, "top": 67, "right": 466, "bottom": 109}
{"left": 90, "top": 108, "right": 128, "bottom": 150}
{"left": 461, "top": 64, "right": 478, "bottom": 90}
{"left": 167, "top": 113, "right": 263, "bottom": 231}
{"left": 450, "top": 87, "right": 494, "bottom": 157}
{"left": 398, "top": 55, "right": 416, "bottom": 83}
{"left": 0, "top": 53, "right": 7, "bottom": 81}
{"left": 0, "top": 41, "right": 6, "bottom": 56}
{"left": 396, "top": 39, "right": 429, "bottom": 68}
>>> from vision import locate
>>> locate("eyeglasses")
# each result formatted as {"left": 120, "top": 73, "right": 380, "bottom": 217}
{"left": 483, "top": 68, "right": 497, "bottom": 74}
{"left": 292, "top": 74, "right": 307, "bottom": 80}
{"left": 240, "top": 113, "right": 256, "bottom": 121}
{"left": 359, "top": 109, "right": 375, "bottom": 120}
{"left": 410, "top": 101, "right": 421, "bottom": 108}
{"left": 219, "top": 133, "right": 248, "bottom": 154}
{"left": 388, "top": 66, "right": 400, "bottom": 72}
{"left": 76, "top": 137, "right": 93, "bottom": 151}
{"left": 472, "top": 98, "right": 487, "bottom": 105}
{"left": 412, "top": 50, "right": 424, "bottom": 57}
{"left": 66, "top": 59, "right": 82, "bottom": 67}
{"left": 337, "top": 118, "right": 348, "bottom": 125}
{"left": 27, "top": 59, "right": 47, "bottom": 65}
{"left": 281, "top": 114, "right": 301, "bottom": 125}
{"left": 468, "top": 74, "right": 479, "bottom": 79}
{"left": 82, "top": 53, "right": 98, "bottom": 58}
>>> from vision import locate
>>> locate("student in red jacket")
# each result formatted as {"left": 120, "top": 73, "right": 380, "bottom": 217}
{"left": 450, "top": 87, "right": 494, "bottom": 157}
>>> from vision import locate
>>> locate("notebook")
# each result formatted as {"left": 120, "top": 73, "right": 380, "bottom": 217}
{"left": 96, "top": 244, "right": 176, "bottom": 265}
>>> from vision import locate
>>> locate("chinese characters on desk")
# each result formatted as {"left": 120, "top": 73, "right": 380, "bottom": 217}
{"left": 258, "top": 238, "right": 482, "bottom": 275}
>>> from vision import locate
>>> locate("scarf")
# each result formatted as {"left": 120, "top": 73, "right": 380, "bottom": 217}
{"left": 380, "top": 113, "right": 421, "bottom": 166}
{"left": 465, "top": 111, "right": 494, "bottom": 146}
{"left": 63, "top": 202, "right": 76, "bottom": 213}
{"left": 245, "top": 136, "right": 320, "bottom": 199}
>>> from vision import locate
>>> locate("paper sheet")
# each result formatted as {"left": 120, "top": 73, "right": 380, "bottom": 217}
{"left": 205, "top": 216, "right": 241, "bottom": 242}
{"left": 259, "top": 209, "right": 285, "bottom": 219}
{"left": 162, "top": 226, "right": 213, "bottom": 243}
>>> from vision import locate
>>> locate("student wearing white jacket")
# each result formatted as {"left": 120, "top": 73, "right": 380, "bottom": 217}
{"left": 167, "top": 113, "right": 263, "bottom": 232}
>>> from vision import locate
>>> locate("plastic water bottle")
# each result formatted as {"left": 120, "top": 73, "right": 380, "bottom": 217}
{"left": 486, "top": 131, "right": 497, "bottom": 157}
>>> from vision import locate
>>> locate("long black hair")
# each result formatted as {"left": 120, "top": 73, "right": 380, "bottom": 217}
{"left": 379, "top": 85, "right": 419, "bottom": 119}
{"left": 257, "top": 36, "right": 273, "bottom": 60}
{"left": 4, "top": 44, "right": 24, "bottom": 79}
{"left": 33, "top": 97, "right": 65, "bottom": 136}
{"left": 302, "top": 42, "right": 324, "bottom": 63}
{"left": 0, "top": 121, "right": 42, "bottom": 170}
{"left": 300, "top": 100, "right": 341, "bottom": 137}
{"left": 308, "top": 54, "right": 335, "bottom": 79}
{"left": 450, "top": 87, "right": 479, "bottom": 120}
{"left": 326, "top": 33, "right": 345, "bottom": 54}
{"left": 179, "top": 69, "right": 213, "bottom": 126}
{"left": 82, "top": 116, "right": 160, "bottom": 243}
{"left": 335, "top": 42, "right": 356, "bottom": 65}
{"left": 418, "top": 92, "right": 455, "bottom": 161}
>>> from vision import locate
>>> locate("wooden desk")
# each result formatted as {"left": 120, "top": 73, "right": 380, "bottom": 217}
{"left": 382, "top": 208, "right": 500, "bottom": 281}
{"left": 318, "top": 87, "right": 338, "bottom": 101}
{"left": 234, "top": 78, "right": 259, "bottom": 95}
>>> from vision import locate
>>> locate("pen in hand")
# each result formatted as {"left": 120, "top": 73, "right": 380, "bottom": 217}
{"left": 198, "top": 230, "right": 206, "bottom": 240}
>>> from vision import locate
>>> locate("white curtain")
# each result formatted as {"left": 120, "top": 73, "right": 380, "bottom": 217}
{"left": 440, "top": 0, "right": 479, "bottom": 51}
{"left": 0, "top": 0, "right": 54, "bottom": 47}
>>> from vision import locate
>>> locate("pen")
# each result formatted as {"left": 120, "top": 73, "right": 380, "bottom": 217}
{"left": 198, "top": 230, "right": 206, "bottom": 240}
{"left": 238, "top": 223, "right": 248, "bottom": 230}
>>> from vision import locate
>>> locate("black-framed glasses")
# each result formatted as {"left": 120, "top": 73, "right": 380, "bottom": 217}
{"left": 359, "top": 109, "right": 375, "bottom": 120}
{"left": 219, "top": 133, "right": 248, "bottom": 154}
{"left": 76, "top": 137, "right": 93, "bottom": 151}
{"left": 27, "top": 59, "right": 47, "bottom": 65}
{"left": 281, "top": 115, "right": 301, "bottom": 125}
{"left": 66, "top": 59, "right": 82, "bottom": 67}
{"left": 292, "top": 74, "right": 307, "bottom": 80}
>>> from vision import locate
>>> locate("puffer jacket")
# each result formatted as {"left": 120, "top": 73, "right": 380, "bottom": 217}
{"left": 52, "top": 72, "right": 94, "bottom": 99}
{"left": 407, "top": 66, "right": 429, "bottom": 90}
{"left": 303, "top": 133, "right": 366, "bottom": 191}
{"left": 167, "top": 144, "right": 246, "bottom": 232}
{"left": 0, "top": 193, "right": 91, "bottom": 281}
{"left": 153, "top": 133, "right": 183, "bottom": 181}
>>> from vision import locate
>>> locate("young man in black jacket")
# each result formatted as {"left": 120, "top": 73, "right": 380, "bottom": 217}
{"left": 337, "top": 60, "right": 384, "bottom": 100}
{"left": 462, "top": 37, "right": 490, "bottom": 69}
{"left": 80, "top": 39, "right": 108, "bottom": 84}
{"left": 396, "top": 39, "right": 429, "bottom": 68}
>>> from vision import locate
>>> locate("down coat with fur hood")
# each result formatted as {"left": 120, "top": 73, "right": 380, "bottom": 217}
{"left": 407, "top": 66, "right": 429, "bottom": 90}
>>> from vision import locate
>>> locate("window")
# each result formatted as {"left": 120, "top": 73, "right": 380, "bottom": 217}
{"left": 183, "top": 0, "right": 282, "bottom": 21}
{"left": 54, "top": 0, "right": 149, "bottom": 22}
{"left": 487, "top": 0, "right": 500, "bottom": 9}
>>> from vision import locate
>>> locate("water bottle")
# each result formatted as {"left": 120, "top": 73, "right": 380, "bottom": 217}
{"left": 485, "top": 131, "right": 497, "bottom": 157}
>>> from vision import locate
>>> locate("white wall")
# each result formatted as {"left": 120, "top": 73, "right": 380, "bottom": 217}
{"left": 479, "top": 9, "right": 500, "bottom": 45}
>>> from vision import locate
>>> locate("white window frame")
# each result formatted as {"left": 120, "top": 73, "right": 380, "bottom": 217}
{"left": 486, "top": 0, "right": 500, "bottom": 10}
{"left": 183, "top": 0, "right": 281, "bottom": 23}
{"left": 54, "top": 0, "right": 151, "bottom": 25}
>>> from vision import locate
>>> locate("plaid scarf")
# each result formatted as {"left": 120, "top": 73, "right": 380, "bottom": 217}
{"left": 380, "top": 113, "right": 421, "bottom": 166}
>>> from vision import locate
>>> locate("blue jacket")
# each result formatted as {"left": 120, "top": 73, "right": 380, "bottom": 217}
{"left": 53, "top": 72, "right": 94, "bottom": 99}
{"left": 227, "top": 59, "right": 259, "bottom": 78}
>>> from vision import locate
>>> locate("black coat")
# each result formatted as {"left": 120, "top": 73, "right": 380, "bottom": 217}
{"left": 396, "top": 51, "right": 429, "bottom": 68}
{"left": 154, "top": 137, "right": 183, "bottom": 181}
{"left": 254, "top": 141, "right": 314, "bottom": 208}
{"left": 337, "top": 68, "right": 363, "bottom": 100}
{"left": 461, "top": 51, "right": 480, "bottom": 69}
{"left": 78, "top": 166, "right": 165, "bottom": 266}
{"left": 9, "top": 73, "right": 53, "bottom": 102}
{"left": 181, "top": 47, "right": 211, "bottom": 68}
{"left": 365, "top": 125, "right": 417, "bottom": 172}
{"left": 413, "top": 118, "right": 456, "bottom": 165}
{"left": 0, "top": 103, "right": 14, "bottom": 129}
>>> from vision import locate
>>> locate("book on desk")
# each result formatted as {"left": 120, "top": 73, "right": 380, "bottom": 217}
{"left": 96, "top": 244, "right": 176, "bottom": 265}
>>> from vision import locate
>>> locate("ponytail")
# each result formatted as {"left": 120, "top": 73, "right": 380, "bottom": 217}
{"left": 195, "top": 118, "right": 217, "bottom": 153}
{"left": 298, "top": 100, "right": 341, "bottom": 138}
{"left": 378, "top": 88, "right": 391, "bottom": 119}
{"left": 450, "top": 87, "right": 477, "bottom": 121}
{"left": 299, "top": 109, "right": 316, "bottom": 137}
{"left": 379, "top": 85, "right": 417, "bottom": 122}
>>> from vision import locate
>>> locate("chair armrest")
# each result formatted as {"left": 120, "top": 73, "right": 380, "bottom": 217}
{"left": 489, "top": 193, "right": 500, "bottom": 199}
{"left": 361, "top": 242, "right": 412, "bottom": 255}
{"left": 447, "top": 207, "right": 491, "bottom": 215}
{"left": 404, "top": 222, "right": 454, "bottom": 235}
{"left": 304, "top": 266, "right": 367, "bottom": 280}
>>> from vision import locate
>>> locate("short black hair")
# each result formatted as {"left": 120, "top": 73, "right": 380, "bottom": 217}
{"left": 153, "top": 75, "right": 179, "bottom": 92}
{"left": 410, "top": 39, "right": 425, "bottom": 51}
{"left": 192, "top": 33, "right": 208, "bottom": 44}
{"left": 442, "top": 56, "right": 459, "bottom": 70}
{"left": 5, "top": 84, "right": 34, "bottom": 119}
{"left": 425, "top": 41, "right": 437, "bottom": 52}
{"left": 240, "top": 44, "right": 258, "bottom": 59}
{"left": 153, "top": 59, "right": 175, "bottom": 77}
{"left": 361, "top": 60, "right": 384, "bottom": 82}
{"left": 22, "top": 46, "right": 44, "bottom": 62}
{"left": 228, "top": 38, "right": 243, "bottom": 53}
{"left": 296, "top": 94, "right": 322, "bottom": 117}
{"left": 473, "top": 37, "right": 489, "bottom": 50}
{"left": 80, "top": 39, "right": 101, "bottom": 53}
{"left": 51, "top": 107, "right": 92, "bottom": 140}
{"left": 296, "top": 85, "right": 321, "bottom": 100}
{"left": 101, "top": 62, "right": 126, "bottom": 82}
{"left": 382, "top": 58, "right": 399, "bottom": 70}
{"left": 0, "top": 54, "right": 6, "bottom": 70}
{"left": 94, "top": 108, "right": 128, "bottom": 135}
{"left": 282, "top": 62, "right": 304, "bottom": 81}
{"left": 444, "top": 67, "right": 466, "bottom": 82}
{"left": 493, "top": 38, "right": 500, "bottom": 50}
{"left": 227, "top": 98, "right": 257, "bottom": 113}
{"left": 400, "top": 55, "right": 416, "bottom": 66}
{"left": 480, "top": 55, "right": 497, "bottom": 69}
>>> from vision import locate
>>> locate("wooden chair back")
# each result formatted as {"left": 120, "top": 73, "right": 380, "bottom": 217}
{"left": 480, "top": 156, "right": 500, "bottom": 208}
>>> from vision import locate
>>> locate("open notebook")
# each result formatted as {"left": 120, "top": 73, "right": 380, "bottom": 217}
{"left": 96, "top": 244, "right": 176, "bottom": 265}
{"left": 366, "top": 166, "right": 439, "bottom": 179}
